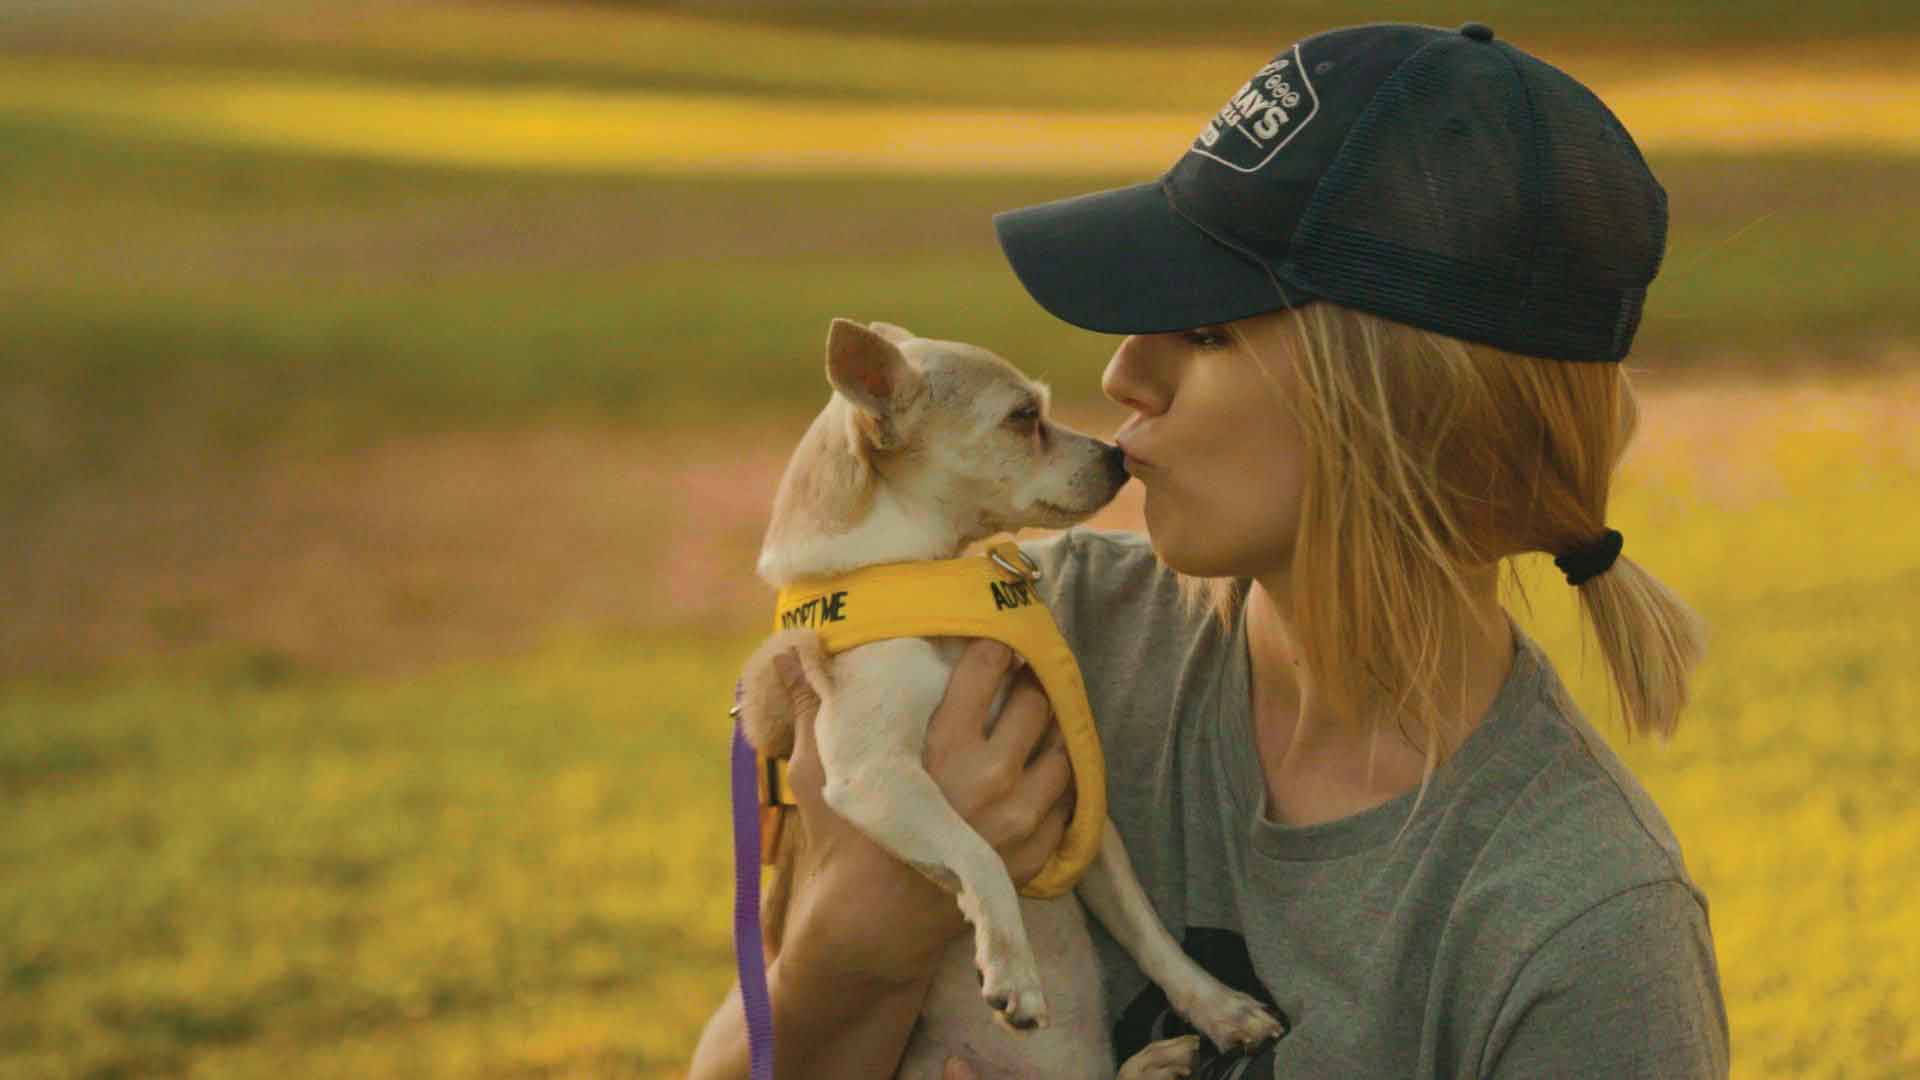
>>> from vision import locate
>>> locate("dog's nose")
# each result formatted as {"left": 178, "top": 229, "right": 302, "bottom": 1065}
{"left": 1103, "top": 442, "right": 1129, "bottom": 487}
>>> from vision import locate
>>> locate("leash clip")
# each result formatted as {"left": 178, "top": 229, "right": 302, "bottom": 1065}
{"left": 988, "top": 543, "right": 1042, "bottom": 583}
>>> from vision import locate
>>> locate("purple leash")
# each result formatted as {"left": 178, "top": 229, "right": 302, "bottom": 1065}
{"left": 729, "top": 681, "right": 775, "bottom": 1080}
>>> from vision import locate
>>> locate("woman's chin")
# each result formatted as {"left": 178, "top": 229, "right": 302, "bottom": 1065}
{"left": 1141, "top": 507, "right": 1214, "bottom": 576}
{"left": 1144, "top": 499, "right": 1284, "bottom": 579}
{"left": 1149, "top": 537, "right": 1229, "bottom": 578}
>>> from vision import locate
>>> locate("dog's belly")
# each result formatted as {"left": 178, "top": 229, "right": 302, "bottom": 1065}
{"left": 897, "top": 895, "right": 1111, "bottom": 1080}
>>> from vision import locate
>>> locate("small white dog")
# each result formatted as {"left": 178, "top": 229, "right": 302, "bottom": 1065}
{"left": 739, "top": 319, "right": 1283, "bottom": 1079}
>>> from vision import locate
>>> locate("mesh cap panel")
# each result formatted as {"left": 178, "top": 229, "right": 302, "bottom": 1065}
{"left": 1289, "top": 36, "right": 1666, "bottom": 361}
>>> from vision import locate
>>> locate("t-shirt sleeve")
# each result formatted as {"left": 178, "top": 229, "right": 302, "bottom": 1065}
{"left": 1482, "top": 880, "right": 1730, "bottom": 1079}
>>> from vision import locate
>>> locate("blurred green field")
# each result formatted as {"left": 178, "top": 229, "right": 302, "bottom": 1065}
{"left": 3, "top": 2, "right": 1919, "bottom": 1078}
{"left": 6, "top": 111, "right": 1919, "bottom": 511}
{"left": 6, "top": 1, "right": 1920, "bottom": 516}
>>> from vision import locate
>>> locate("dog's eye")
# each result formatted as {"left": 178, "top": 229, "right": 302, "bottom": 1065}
{"left": 1007, "top": 406, "right": 1040, "bottom": 428}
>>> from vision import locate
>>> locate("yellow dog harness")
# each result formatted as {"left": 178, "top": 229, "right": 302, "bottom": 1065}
{"left": 763, "top": 541, "right": 1105, "bottom": 899}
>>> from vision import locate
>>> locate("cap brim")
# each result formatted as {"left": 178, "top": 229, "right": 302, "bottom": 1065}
{"left": 994, "top": 180, "right": 1303, "bottom": 336}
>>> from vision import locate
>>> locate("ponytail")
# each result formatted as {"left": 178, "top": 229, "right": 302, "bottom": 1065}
{"left": 1573, "top": 551, "right": 1710, "bottom": 738}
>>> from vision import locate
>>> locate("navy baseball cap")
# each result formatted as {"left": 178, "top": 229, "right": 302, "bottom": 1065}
{"left": 994, "top": 22, "right": 1667, "bottom": 363}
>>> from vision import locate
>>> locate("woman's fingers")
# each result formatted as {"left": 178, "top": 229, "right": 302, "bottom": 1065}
{"left": 1005, "top": 733, "right": 1073, "bottom": 833}
{"left": 918, "top": 640, "right": 1078, "bottom": 873}
{"left": 926, "top": 639, "right": 1016, "bottom": 760}
{"left": 774, "top": 649, "right": 826, "bottom": 799}
{"left": 771, "top": 649, "right": 820, "bottom": 718}
{"left": 1006, "top": 783, "right": 1074, "bottom": 886}
{"left": 1116, "top": 1034, "right": 1202, "bottom": 1080}
{"left": 989, "top": 665, "right": 1054, "bottom": 764}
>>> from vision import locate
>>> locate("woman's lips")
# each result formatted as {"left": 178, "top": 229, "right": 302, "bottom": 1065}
{"left": 1117, "top": 433, "right": 1156, "bottom": 475}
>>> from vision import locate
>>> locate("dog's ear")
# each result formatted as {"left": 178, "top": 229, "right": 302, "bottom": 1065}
{"left": 826, "top": 318, "right": 921, "bottom": 448}
{"left": 868, "top": 321, "right": 916, "bottom": 345}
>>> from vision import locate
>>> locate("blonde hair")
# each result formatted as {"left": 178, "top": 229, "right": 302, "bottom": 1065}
{"left": 1185, "top": 302, "right": 1707, "bottom": 769}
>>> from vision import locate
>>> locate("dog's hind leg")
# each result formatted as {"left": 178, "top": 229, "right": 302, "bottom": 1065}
{"left": 822, "top": 757, "right": 1048, "bottom": 1031}
{"left": 812, "top": 640, "right": 1049, "bottom": 1032}
{"left": 1077, "top": 818, "right": 1284, "bottom": 1054}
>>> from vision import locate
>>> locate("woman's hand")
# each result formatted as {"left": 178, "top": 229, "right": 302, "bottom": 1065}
{"left": 769, "top": 638, "right": 1076, "bottom": 986}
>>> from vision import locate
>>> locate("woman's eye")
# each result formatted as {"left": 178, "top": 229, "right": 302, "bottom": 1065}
{"left": 1182, "top": 327, "right": 1232, "bottom": 349}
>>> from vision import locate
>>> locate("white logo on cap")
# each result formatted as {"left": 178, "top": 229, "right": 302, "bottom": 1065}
{"left": 1190, "top": 44, "right": 1321, "bottom": 173}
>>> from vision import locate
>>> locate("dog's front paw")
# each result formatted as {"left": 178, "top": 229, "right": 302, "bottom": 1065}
{"left": 978, "top": 957, "right": 1048, "bottom": 1031}
{"left": 1116, "top": 1035, "right": 1201, "bottom": 1080}
{"left": 1178, "top": 984, "right": 1284, "bottom": 1054}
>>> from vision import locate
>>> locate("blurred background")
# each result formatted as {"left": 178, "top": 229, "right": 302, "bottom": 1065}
{"left": 2, "top": 1, "right": 1916, "bottom": 1076}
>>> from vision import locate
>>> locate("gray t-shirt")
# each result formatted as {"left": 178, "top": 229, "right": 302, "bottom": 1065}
{"left": 1020, "top": 528, "right": 1729, "bottom": 1079}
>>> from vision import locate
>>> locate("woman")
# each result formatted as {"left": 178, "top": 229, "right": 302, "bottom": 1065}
{"left": 693, "top": 21, "right": 1728, "bottom": 1078}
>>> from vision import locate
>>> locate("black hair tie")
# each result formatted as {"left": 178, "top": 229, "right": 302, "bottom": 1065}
{"left": 1554, "top": 529, "right": 1624, "bottom": 587}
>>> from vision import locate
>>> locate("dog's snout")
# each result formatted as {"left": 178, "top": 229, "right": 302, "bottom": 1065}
{"left": 1102, "top": 442, "right": 1129, "bottom": 488}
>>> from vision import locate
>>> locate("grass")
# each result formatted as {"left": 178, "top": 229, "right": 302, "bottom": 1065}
{"left": 0, "top": 632, "right": 750, "bottom": 1078}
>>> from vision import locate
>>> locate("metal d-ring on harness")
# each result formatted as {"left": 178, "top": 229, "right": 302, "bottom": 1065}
{"left": 989, "top": 544, "right": 1043, "bottom": 582}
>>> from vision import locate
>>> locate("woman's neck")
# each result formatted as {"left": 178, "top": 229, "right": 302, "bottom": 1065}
{"left": 1243, "top": 571, "right": 1515, "bottom": 828}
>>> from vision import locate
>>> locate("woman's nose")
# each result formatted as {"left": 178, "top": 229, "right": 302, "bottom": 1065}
{"left": 1102, "top": 336, "right": 1166, "bottom": 415}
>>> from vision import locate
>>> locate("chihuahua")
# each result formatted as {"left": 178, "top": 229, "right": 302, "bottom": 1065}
{"left": 739, "top": 319, "right": 1282, "bottom": 1079}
